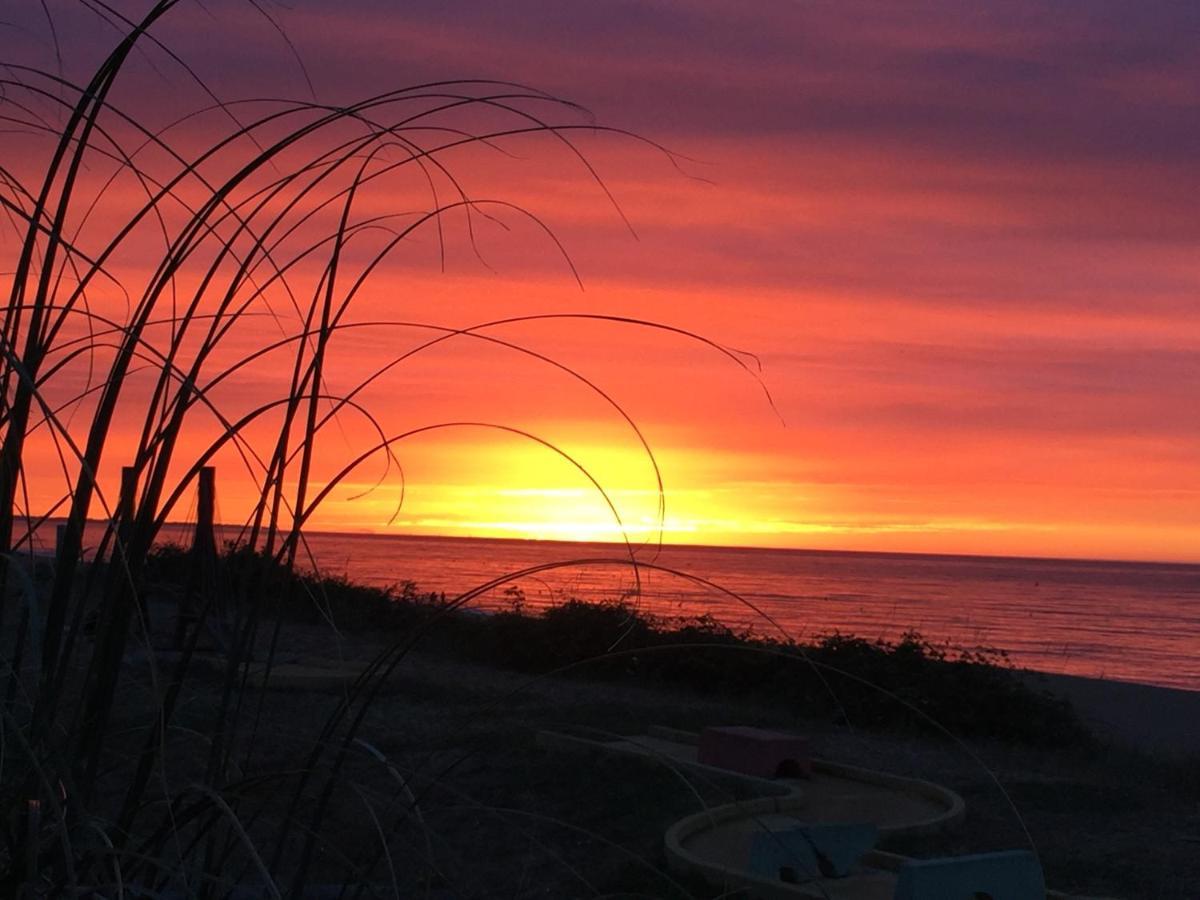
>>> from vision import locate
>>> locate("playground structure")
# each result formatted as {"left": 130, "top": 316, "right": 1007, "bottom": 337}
{"left": 539, "top": 725, "right": 1081, "bottom": 900}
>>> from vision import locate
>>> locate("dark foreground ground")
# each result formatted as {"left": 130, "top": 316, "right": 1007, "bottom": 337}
{"left": 140, "top": 614, "right": 1198, "bottom": 900}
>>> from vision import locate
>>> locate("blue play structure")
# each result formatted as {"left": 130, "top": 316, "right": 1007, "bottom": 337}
{"left": 893, "top": 849, "right": 1046, "bottom": 900}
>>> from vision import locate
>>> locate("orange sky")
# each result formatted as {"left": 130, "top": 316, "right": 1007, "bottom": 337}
{"left": 5, "top": 1, "right": 1200, "bottom": 562}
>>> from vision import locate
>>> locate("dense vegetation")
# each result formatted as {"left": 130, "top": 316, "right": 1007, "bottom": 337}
{"left": 169, "top": 544, "right": 1092, "bottom": 749}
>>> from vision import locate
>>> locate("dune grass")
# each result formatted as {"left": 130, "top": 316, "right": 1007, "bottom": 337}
{"left": 0, "top": 3, "right": 794, "bottom": 895}
{"left": 0, "top": 3, "right": 688, "bottom": 894}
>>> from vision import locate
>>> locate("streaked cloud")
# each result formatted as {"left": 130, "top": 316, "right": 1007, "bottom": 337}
{"left": 6, "top": 1, "right": 1198, "bottom": 560}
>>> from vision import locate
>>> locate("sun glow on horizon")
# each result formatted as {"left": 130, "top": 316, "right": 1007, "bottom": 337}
{"left": 294, "top": 433, "right": 1109, "bottom": 557}
{"left": 292, "top": 428, "right": 1200, "bottom": 564}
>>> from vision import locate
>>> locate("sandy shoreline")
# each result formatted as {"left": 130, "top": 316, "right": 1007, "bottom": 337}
{"left": 1023, "top": 669, "right": 1200, "bottom": 755}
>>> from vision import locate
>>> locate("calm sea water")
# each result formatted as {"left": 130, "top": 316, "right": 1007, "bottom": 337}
{"left": 256, "top": 531, "right": 1200, "bottom": 692}
{"left": 32, "top": 525, "right": 1200, "bottom": 691}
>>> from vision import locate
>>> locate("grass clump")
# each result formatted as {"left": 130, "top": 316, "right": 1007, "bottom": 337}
{"left": 0, "top": 3, "right": 711, "bottom": 894}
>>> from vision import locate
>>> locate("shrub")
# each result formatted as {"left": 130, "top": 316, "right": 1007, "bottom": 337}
{"left": 426, "top": 594, "right": 1092, "bottom": 748}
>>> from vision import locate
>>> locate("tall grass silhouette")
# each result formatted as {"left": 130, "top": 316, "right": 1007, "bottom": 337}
{"left": 0, "top": 2, "right": 784, "bottom": 896}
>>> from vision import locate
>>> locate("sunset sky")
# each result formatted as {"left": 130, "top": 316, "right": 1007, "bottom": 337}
{"left": 6, "top": 1, "right": 1200, "bottom": 562}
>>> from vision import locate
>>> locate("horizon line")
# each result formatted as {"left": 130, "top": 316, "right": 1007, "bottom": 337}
{"left": 32, "top": 516, "right": 1200, "bottom": 569}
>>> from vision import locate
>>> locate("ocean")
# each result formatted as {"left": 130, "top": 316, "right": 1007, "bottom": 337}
{"left": 241, "top": 530, "right": 1200, "bottom": 692}
{"left": 29, "top": 525, "right": 1200, "bottom": 691}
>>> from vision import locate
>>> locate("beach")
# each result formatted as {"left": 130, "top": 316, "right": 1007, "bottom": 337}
{"left": 1027, "top": 670, "right": 1200, "bottom": 756}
